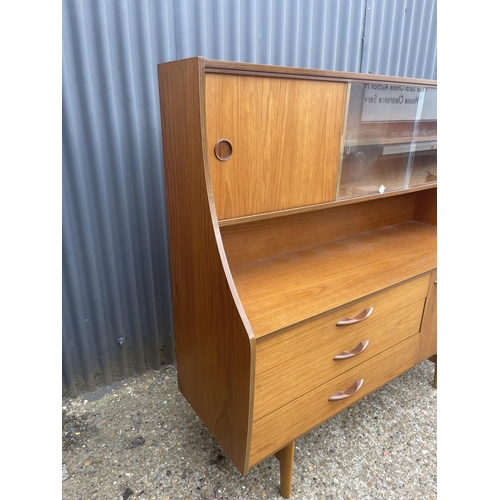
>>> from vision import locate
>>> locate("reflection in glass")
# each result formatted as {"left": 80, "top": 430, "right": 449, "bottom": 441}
{"left": 337, "top": 82, "right": 437, "bottom": 200}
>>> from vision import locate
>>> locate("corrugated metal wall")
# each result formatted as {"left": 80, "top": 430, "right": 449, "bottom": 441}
{"left": 62, "top": 0, "right": 437, "bottom": 396}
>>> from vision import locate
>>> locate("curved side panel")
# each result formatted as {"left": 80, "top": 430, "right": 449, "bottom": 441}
{"left": 157, "top": 57, "right": 255, "bottom": 473}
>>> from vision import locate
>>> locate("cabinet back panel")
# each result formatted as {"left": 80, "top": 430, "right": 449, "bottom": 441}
{"left": 206, "top": 74, "right": 347, "bottom": 219}
{"left": 222, "top": 193, "right": 417, "bottom": 266}
{"left": 413, "top": 187, "right": 437, "bottom": 226}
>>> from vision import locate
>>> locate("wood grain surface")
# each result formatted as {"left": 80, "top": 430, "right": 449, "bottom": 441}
{"left": 415, "top": 269, "right": 437, "bottom": 363}
{"left": 250, "top": 334, "right": 420, "bottom": 466}
{"left": 231, "top": 221, "right": 437, "bottom": 337}
{"left": 253, "top": 274, "right": 429, "bottom": 420}
{"left": 205, "top": 74, "right": 346, "bottom": 219}
{"left": 157, "top": 57, "right": 255, "bottom": 474}
{"left": 222, "top": 193, "right": 418, "bottom": 266}
{"left": 204, "top": 59, "right": 437, "bottom": 88}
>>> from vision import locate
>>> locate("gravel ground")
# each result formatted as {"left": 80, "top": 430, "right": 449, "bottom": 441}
{"left": 62, "top": 360, "right": 436, "bottom": 500}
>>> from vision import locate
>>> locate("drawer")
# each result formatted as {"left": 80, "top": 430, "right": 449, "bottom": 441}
{"left": 253, "top": 274, "right": 429, "bottom": 420}
{"left": 250, "top": 333, "right": 420, "bottom": 467}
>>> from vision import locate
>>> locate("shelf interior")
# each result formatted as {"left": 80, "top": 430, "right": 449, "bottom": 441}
{"left": 221, "top": 189, "right": 437, "bottom": 339}
{"left": 230, "top": 221, "right": 436, "bottom": 338}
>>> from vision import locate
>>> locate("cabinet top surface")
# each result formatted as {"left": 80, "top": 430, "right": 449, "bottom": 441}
{"left": 158, "top": 56, "right": 437, "bottom": 87}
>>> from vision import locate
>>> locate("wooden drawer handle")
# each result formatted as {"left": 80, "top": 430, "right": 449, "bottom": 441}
{"left": 333, "top": 340, "right": 370, "bottom": 360}
{"left": 336, "top": 307, "right": 373, "bottom": 326}
{"left": 329, "top": 379, "right": 364, "bottom": 401}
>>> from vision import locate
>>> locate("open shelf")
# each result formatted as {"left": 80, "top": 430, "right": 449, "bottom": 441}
{"left": 217, "top": 184, "right": 435, "bottom": 227}
{"left": 230, "top": 220, "right": 436, "bottom": 338}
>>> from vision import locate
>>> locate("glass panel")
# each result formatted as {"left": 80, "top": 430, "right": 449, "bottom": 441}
{"left": 337, "top": 82, "right": 437, "bottom": 200}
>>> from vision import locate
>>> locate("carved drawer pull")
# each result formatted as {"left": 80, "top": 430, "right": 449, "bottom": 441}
{"left": 333, "top": 340, "right": 370, "bottom": 360}
{"left": 336, "top": 307, "right": 373, "bottom": 326}
{"left": 328, "top": 379, "right": 364, "bottom": 401}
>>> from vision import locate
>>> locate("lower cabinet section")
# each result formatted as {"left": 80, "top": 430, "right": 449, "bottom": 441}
{"left": 254, "top": 275, "right": 429, "bottom": 420}
{"left": 249, "top": 333, "right": 420, "bottom": 466}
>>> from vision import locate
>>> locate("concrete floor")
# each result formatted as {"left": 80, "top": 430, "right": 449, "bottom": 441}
{"left": 62, "top": 359, "right": 436, "bottom": 500}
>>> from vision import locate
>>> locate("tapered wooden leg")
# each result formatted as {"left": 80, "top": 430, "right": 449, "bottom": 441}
{"left": 429, "top": 354, "right": 437, "bottom": 389}
{"left": 274, "top": 441, "right": 295, "bottom": 498}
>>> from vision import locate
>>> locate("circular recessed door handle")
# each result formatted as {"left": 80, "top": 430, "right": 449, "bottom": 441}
{"left": 214, "top": 139, "right": 233, "bottom": 161}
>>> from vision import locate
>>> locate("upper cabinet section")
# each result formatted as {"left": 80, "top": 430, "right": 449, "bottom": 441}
{"left": 205, "top": 74, "right": 347, "bottom": 220}
{"left": 337, "top": 82, "right": 437, "bottom": 200}
{"left": 201, "top": 60, "right": 437, "bottom": 220}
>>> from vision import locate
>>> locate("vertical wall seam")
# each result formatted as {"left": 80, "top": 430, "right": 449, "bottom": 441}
{"left": 359, "top": 0, "right": 369, "bottom": 73}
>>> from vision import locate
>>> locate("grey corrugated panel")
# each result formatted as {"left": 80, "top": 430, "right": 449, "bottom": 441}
{"left": 62, "top": 0, "right": 436, "bottom": 395}
{"left": 362, "top": 0, "right": 437, "bottom": 79}
{"left": 175, "top": 0, "right": 366, "bottom": 71}
{"left": 62, "top": 0, "right": 177, "bottom": 395}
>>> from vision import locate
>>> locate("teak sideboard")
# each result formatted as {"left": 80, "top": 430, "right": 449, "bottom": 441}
{"left": 157, "top": 57, "right": 437, "bottom": 498}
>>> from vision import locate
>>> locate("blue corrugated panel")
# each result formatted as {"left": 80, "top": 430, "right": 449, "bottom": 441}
{"left": 62, "top": 0, "right": 436, "bottom": 394}
{"left": 175, "top": 0, "right": 366, "bottom": 71}
{"left": 362, "top": 0, "right": 437, "bottom": 79}
{"left": 62, "top": 0, "right": 177, "bottom": 394}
